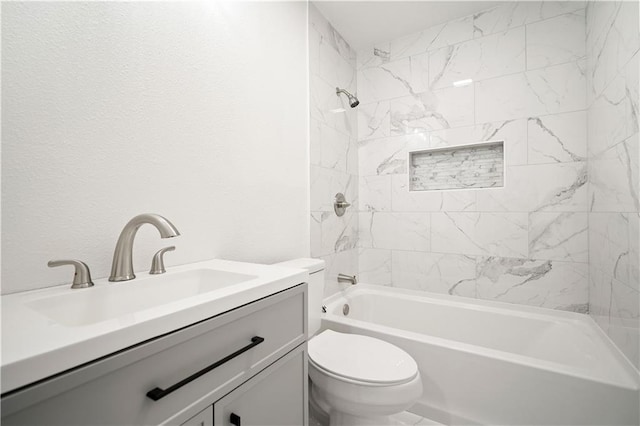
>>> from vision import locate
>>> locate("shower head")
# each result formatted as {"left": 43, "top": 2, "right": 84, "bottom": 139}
{"left": 336, "top": 87, "right": 360, "bottom": 108}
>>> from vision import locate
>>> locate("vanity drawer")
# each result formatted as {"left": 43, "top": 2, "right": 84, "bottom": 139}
{"left": 2, "top": 284, "right": 307, "bottom": 426}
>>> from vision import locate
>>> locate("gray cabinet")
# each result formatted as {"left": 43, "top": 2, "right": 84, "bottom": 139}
{"left": 2, "top": 284, "right": 308, "bottom": 426}
{"left": 213, "top": 346, "right": 307, "bottom": 426}
{"left": 181, "top": 407, "right": 213, "bottom": 426}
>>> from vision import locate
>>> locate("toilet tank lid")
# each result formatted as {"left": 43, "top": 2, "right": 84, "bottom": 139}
{"left": 273, "top": 258, "right": 324, "bottom": 274}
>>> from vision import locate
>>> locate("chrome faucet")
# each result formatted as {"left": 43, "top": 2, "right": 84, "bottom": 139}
{"left": 109, "top": 214, "right": 180, "bottom": 282}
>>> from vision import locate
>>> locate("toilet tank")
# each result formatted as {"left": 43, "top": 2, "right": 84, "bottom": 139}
{"left": 273, "top": 258, "right": 325, "bottom": 336}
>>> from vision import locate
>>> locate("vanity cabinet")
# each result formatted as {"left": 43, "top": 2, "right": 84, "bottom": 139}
{"left": 1, "top": 284, "right": 308, "bottom": 426}
{"left": 181, "top": 407, "right": 213, "bottom": 426}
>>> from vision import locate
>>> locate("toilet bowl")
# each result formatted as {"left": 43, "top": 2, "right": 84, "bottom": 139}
{"left": 309, "top": 330, "right": 423, "bottom": 426}
{"left": 274, "top": 259, "right": 423, "bottom": 426}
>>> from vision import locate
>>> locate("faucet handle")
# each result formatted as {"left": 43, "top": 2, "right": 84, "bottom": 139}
{"left": 48, "top": 260, "right": 94, "bottom": 289}
{"left": 334, "top": 193, "right": 351, "bottom": 217}
{"left": 149, "top": 246, "right": 175, "bottom": 275}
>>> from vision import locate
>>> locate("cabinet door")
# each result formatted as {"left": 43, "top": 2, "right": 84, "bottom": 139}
{"left": 213, "top": 346, "right": 307, "bottom": 426}
{"left": 181, "top": 406, "right": 213, "bottom": 426}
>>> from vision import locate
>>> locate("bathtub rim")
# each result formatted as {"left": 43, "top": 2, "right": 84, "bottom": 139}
{"left": 321, "top": 284, "right": 640, "bottom": 391}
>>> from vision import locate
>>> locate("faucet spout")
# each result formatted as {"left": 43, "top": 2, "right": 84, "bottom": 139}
{"left": 337, "top": 273, "right": 357, "bottom": 285}
{"left": 109, "top": 213, "right": 180, "bottom": 282}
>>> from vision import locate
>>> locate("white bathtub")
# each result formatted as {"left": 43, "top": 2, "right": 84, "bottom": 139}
{"left": 321, "top": 285, "right": 640, "bottom": 426}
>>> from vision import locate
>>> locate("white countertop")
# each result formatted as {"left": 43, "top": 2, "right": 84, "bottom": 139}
{"left": 1, "top": 259, "right": 307, "bottom": 393}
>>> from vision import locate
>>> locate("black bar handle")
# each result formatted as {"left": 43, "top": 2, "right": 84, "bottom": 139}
{"left": 146, "top": 336, "right": 265, "bottom": 401}
{"left": 230, "top": 413, "right": 241, "bottom": 426}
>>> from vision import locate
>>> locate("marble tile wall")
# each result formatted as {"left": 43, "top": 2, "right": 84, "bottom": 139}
{"left": 356, "top": 1, "right": 590, "bottom": 313}
{"left": 309, "top": 5, "right": 359, "bottom": 297}
{"left": 586, "top": 0, "right": 639, "bottom": 368}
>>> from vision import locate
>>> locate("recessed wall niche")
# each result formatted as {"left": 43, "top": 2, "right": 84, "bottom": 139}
{"left": 409, "top": 141, "right": 504, "bottom": 191}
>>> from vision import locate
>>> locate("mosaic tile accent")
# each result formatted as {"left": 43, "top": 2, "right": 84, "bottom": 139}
{"left": 409, "top": 142, "right": 504, "bottom": 191}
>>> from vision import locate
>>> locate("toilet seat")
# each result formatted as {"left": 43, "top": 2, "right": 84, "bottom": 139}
{"left": 308, "top": 330, "right": 418, "bottom": 385}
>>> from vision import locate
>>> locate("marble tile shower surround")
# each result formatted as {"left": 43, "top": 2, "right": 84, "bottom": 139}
{"left": 585, "top": 0, "right": 639, "bottom": 368}
{"left": 309, "top": 0, "right": 640, "bottom": 372}
{"left": 309, "top": 4, "right": 359, "bottom": 297}
{"left": 355, "top": 1, "right": 591, "bottom": 314}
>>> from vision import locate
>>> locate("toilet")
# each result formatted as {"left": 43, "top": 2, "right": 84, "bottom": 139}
{"left": 275, "top": 259, "right": 422, "bottom": 426}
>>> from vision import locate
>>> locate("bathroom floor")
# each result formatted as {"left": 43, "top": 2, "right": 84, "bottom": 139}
{"left": 392, "top": 411, "right": 444, "bottom": 425}
{"left": 309, "top": 410, "right": 444, "bottom": 426}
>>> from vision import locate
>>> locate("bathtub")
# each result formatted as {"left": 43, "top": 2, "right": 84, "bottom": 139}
{"left": 321, "top": 285, "right": 640, "bottom": 426}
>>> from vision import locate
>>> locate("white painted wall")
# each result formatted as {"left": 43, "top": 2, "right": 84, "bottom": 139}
{"left": 1, "top": 1, "right": 309, "bottom": 294}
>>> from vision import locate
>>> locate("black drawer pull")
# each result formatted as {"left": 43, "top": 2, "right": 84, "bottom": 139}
{"left": 146, "top": 336, "right": 265, "bottom": 401}
{"left": 230, "top": 413, "right": 241, "bottom": 426}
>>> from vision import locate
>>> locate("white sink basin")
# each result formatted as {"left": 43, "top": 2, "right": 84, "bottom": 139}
{"left": 26, "top": 269, "right": 257, "bottom": 326}
{"left": 2, "top": 258, "right": 308, "bottom": 393}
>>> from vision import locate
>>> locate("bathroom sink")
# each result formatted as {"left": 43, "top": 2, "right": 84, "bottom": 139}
{"left": 26, "top": 268, "right": 257, "bottom": 326}
{"left": 2, "top": 258, "right": 307, "bottom": 394}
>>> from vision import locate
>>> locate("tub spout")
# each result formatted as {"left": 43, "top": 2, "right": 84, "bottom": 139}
{"left": 338, "top": 273, "right": 357, "bottom": 285}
